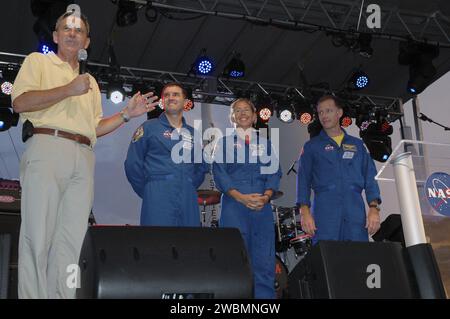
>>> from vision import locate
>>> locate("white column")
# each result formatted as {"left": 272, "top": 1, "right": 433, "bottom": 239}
{"left": 391, "top": 152, "right": 427, "bottom": 247}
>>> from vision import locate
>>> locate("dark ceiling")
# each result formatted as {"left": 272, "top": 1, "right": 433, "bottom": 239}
{"left": 1, "top": 0, "right": 450, "bottom": 104}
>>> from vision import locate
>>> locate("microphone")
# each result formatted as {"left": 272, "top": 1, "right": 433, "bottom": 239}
{"left": 78, "top": 49, "right": 88, "bottom": 74}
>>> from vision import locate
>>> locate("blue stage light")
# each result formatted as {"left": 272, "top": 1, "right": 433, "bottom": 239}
{"left": 197, "top": 58, "right": 213, "bottom": 75}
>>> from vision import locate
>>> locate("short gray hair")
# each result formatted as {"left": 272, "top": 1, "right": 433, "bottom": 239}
{"left": 55, "top": 11, "right": 90, "bottom": 36}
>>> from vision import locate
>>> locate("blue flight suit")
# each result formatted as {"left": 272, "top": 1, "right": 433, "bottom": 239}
{"left": 212, "top": 131, "right": 282, "bottom": 299}
{"left": 125, "top": 113, "right": 208, "bottom": 226}
{"left": 296, "top": 129, "right": 381, "bottom": 243}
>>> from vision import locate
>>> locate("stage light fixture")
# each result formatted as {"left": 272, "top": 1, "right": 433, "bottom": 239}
{"left": 115, "top": 0, "right": 138, "bottom": 27}
{"left": 255, "top": 93, "right": 274, "bottom": 123}
{"left": 0, "top": 108, "right": 19, "bottom": 132}
{"left": 339, "top": 106, "right": 355, "bottom": 128}
{"left": 39, "top": 42, "right": 55, "bottom": 54}
{"left": 191, "top": 49, "right": 214, "bottom": 76}
{"left": 362, "top": 133, "right": 392, "bottom": 162}
{"left": 360, "top": 122, "right": 392, "bottom": 162}
{"left": 184, "top": 87, "right": 195, "bottom": 111}
{"left": 290, "top": 94, "right": 313, "bottom": 125}
{"left": 399, "top": 41, "right": 439, "bottom": 95}
{"left": 340, "top": 116, "right": 353, "bottom": 127}
{"left": 196, "top": 58, "right": 213, "bottom": 75}
{"left": 1, "top": 82, "right": 13, "bottom": 95}
{"left": 1, "top": 64, "right": 19, "bottom": 95}
{"left": 296, "top": 105, "right": 313, "bottom": 125}
{"left": 277, "top": 101, "right": 294, "bottom": 123}
{"left": 259, "top": 107, "right": 272, "bottom": 122}
{"left": 107, "top": 80, "right": 125, "bottom": 104}
{"left": 349, "top": 71, "right": 369, "bottom": 90}
{"left": 223, "top": 53, "right": 245, "bottom": 78}
{"left": 358, "top": 33, "right": 373, "bottom": 58}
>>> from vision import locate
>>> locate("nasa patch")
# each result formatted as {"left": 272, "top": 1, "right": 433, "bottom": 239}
{"left": 324, "top": 144, "right": 334, "bottom": 152}
{"left": 163, "top": 130, "right": 172, "bottom": 139}
{"left": 425, "top": 172, "right": 450, "bottom": 216}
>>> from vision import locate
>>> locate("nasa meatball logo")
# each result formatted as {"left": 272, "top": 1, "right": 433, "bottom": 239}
{"left": 425, "top": 172, "right": 450, "bottom": 216}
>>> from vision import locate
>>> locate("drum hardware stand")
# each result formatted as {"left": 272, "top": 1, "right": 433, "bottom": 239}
{"left": 201, "top": 201, "right": 207, "bottom": 227}
{"left": 210, "top": 207, "right": 219, "bottom": 228}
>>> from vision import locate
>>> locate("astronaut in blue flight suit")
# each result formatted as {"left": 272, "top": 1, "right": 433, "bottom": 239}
{"left": 297, "top": 95, "right": 381, "bottom": 243}
{"left": 125, "top": 83, "right": 208, "bottom": 226}
{"left": 212, "top": 98, "right": 282, "bottom": 299}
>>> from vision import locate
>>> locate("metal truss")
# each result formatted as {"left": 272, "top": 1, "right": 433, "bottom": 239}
{"left": 0, "top": 51, "right": 403, "bottom": 123}
{"left": 127, "top": 0, "right": 450, "bottom": 47}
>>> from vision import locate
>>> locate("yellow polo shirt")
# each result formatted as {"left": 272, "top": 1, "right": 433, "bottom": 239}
{"left": 11, "top": 52, "right": 103, "bottom": 146}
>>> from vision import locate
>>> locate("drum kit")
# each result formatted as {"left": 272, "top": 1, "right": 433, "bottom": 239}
{"left": 272, "top": 201, "right": 312, "bottom": 299}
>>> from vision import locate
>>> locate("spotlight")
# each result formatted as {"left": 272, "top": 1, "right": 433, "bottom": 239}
{"left": 223, "top": 53, "right": 245, "bottom": 78}
{"left": 339, "top": 106, "right": 355, "bottom": 128}
{"left": 116, "top": 0, "right": 138, "bottom": 27}
{"left": 340, "top": 116, "right": 353, "bottom": 127}
{"left": 255, "top": 94, "right": 274, "bottom": 123}
{"left": 1, "top": 64, "right": 19, "bottom": 95}
{"left": 291, "top": 95, "right": 313, "bottom": 125}
{"left": 191, "top": 49, "right": 214, "bottom": 76}
{"left": 0, "top": 108, "right": 19, "bottom": 132}
{"left": 362, "top": 133, "right": 392, "bottom": 162}
{"left": 259, "top": 108, "right": 272, "bottom": 122}
{"left": 360, "top": 122, "right": 392, "bottom": 162}
{"left": 380, "top": 120, "right": 393, "bottom": 135}
{"left": 110, "top": 90, "right": 124, "bottom": 104}
{"left": 277, "top": 100, "right": 294, "bottom": 123}
{"left": 1, "top": 82, "right": 13, "bottom": 95}
{"left": 107, "top": 80, "right": 125, "bottom": 104}
{"left": 399, "top": 41, "right": 439, "bottom": 95}
{"left": 39, "top": 42, "right": 55, "bottom": 54}
{"left": 349, "top": 70, "right": 369, "bottom": 90}
{"left": 297, "top": 106, "right": 313, "bottom": 125}
{"left": 184, "top": 87, "right": 195, "bottom": 111}
{"left": 196, "top": 58, "right": 213, "bottom": 75}
{"left": 358, "top": 33, "right": 373, "bottom": 58}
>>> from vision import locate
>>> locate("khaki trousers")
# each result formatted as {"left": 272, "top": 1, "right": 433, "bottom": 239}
{"left": 18, "top": 134, "right": 95, "bottom": 299}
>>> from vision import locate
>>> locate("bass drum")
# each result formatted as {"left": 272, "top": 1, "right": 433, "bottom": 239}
{"left": 274, "top": 255, "right": 288, "bottom": 299}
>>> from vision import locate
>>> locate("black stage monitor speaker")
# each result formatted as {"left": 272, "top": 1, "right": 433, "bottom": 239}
{"left": 77, "top": 226, "right": 253, "bottom": 299}
{"left": 372, "top": 214, "right": 405, "bottom": 246}
{"left": 288, "top": 241, "right": 418, "bottom": 299}
{"left": 0, "top": 234, "right": 11, "bottom": 299}
{"left": 0, "top": 212, "right": 20, "bottom": 299}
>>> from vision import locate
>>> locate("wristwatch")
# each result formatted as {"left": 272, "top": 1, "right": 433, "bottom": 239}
{"left": 369, "top": 203, "right": 381, "bottom": 211}
{"left": 120, "top": 110, "right": 130, "bottom": 123}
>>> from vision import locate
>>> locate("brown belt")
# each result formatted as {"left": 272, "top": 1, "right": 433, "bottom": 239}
{"left": 33, "top": 128, "right": 91, "bottom": 147}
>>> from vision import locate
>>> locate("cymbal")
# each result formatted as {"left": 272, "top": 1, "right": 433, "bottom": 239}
{"left": 197, "top": 189, "right": 221, "bottom": 206}
{"left": 271, "top": 191, "right": 284, "bottom": 200}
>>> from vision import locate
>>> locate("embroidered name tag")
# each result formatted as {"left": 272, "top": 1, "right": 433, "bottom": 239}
{"left": 342, "top": 151, "right": 354, "bottom": 159}
{"left": 250, "top": 144, "right": 265, "bottom": 156}
{"left": 342, "top": 144, "right": 357, "bottom": 152}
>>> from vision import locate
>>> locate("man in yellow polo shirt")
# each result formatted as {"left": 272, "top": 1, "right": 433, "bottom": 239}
{"left": 11, "top": 10, "right": 158, "bottom": 298}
